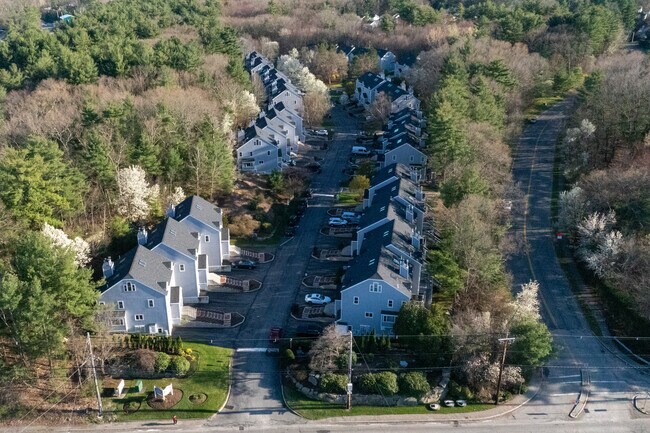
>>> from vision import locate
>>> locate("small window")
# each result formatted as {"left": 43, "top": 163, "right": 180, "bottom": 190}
{"left": 382, "top": 315, "right": 396, "bottom": 323}
{"left": 239, "top": 152, "right": 242, "bottom": 157}
{"left": 387, "top": 299, "right": 394, "bottom": 308}
{"left": 157, "top": 328, "right": 164, "bottom": 334}
{"left": 117, "top": 301, "right": 124, "bottom": 310}
{"left": 123, "top": 282, "right": 136, "bottom": 292}
{"left": 259, "top": 160, "right": 264, "bottom": 164}
{"left": 353, "top": 296, "right": 359, "bottom": 305}
{"left": 369, "top": 283, "right": 382, "bottom": 293}
{"left": 365, "top": 312, "right": 373, "bottom": 318}
{"left": 402, "top": 301, "right": 407, "bottom": 306}
{"left": 205, "top": 235, "right": 210, "bottom": 242}
{"left": 393, "top": 155, "right": 397, "bottom": 161}
{"left": 98, "top": 301, "right": 105, "bottom": 306}
{"left": 147, "top": 299, "right": 154, "bottom": 308}
{"left": 410, "top": 155, "right": 414, "bottom": 162}
{"left": 134, "top": 325, "right": 145, "bottom": 333}
{"left": 267, "top": 150, "right": 271, "bottom": 155}
{"left": 249, "top": 151, "right": 253, "bottom": 156}
{"left": 179, "top": 264, "right": 185, "bottom": 272}
{"left": 134, "top": 314, "right": 144, "bottom": 321}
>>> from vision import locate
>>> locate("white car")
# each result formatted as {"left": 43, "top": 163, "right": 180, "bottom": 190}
{"left": 455, "top": 400, "right": 467, "bottom": 407}
{"left": 328, "top": 217, "right": 348, "bottom": 226}
{"left": 305, "top": 293, "right": 332, "bottom": 305}
{"left": 315, "top": 129, "right": 328, "bottom": 136}
{"left": 428, "top": 403, "right": 441, "bottom": 411}
{"left": 443, "top": 400, "right": 455, "bottom": 407}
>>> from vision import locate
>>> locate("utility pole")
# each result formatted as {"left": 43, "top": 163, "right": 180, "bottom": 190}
{"left": 346, "top": 330, "right": 353, "bottom": 410}
{"left": 87, "top": 332, "right": 103, "bottom": 417}
{"left": 495, "top": 336, "right": 515, "bottom": 406}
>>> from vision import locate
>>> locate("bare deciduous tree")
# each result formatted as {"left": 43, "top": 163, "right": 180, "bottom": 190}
{"left": 308, "top": 324, "right": 349, "bottom": 374}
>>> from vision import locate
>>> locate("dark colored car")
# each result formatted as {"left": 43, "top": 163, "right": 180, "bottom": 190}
{"left": 269, "top": 327, "right": 283, "bottom": 343}
{"left": 235, "top": 259, "right": 257, "bottom": 270}
{"left": 296, "top": 324, "right": 321, "bottom": 337}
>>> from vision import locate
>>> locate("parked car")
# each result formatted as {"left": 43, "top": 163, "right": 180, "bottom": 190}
{"left": 296, "top": 324, "right": 322, "bottom": 337}
{"left": 315, "top": 129, "right": 328, "bottom": 136}
{"left": 443, "top": 400, "right": 455, "bottom": 407}
{"left": 269, "top": 327, "right": 283, "bottom": 343}
{"left": 328, "top": 217, "right": 348, "bottom": 226}
{"left": 455, "top": 400, "right": 467, "bottom": 407}
{"left": 428, "top": 403, "right": 441, "bottom": 411}
{"left": 235, "top": 259, "right": 257, "bottom": 270}
{"left": 305, "top": 293, "right": 332, "bottom": 305}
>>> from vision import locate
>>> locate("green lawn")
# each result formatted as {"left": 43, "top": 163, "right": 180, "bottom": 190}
{"left": 103, "top": 343, "right": 232, "bottom": 421}
{"left": 337, "top": 191, "right": 362, "bottom": 206}
{"left": 525, "top": 96, "right": 563, "bottom": 120}
{"left": 283, "top": 385, "right": 494, "bottom": 420}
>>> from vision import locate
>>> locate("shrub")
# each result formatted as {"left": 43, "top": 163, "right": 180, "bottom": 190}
{"left": 170, "top": 356, "right": 191, "bottom": 376}
{"left": 335, "top": 351, "right": 357, "bottom": 370}
{"left": 358, "top": 372, "right": 399, "bottom": 395}
{"left": 398, "top": 372, "right": 430, "bottom": 397}
{"left": 284, "top": 349, "right": 295, "bottom": 362}
{"left": 154, "top": 352, "right": 171, "bottom": 373}
{"left": 131, "top": 349, "right": 157, "bottom": 375}
{"left": 320, "top": 373, "right": 348, "bottom": 393}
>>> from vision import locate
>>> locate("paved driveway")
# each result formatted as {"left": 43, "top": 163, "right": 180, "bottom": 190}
{"left": 195, "top": 104, "right": 362, "bottom": 428}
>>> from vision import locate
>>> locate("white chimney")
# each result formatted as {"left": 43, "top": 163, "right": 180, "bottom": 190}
{"left": 137, "top": 227, "right": 148, "bottom": 245}
{"left": 399, "top": 259, "right": 409, "bottom": 278}
{"left": 102, "top": 257, "right": 114, "bottom": 278}
{"left": 406, "top": 204, "right": 414, "bottom": 223}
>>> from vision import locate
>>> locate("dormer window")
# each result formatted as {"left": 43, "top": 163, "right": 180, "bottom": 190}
{"left": 123, "top": 282, "right": 136, "bottom": 292}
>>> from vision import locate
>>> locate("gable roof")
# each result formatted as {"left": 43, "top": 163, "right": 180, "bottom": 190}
{"left": 145, "top": 217, "right": 199, "bottom": 258}
{"left": 370, "top": 163, "right": 399, "bottom": 187}
{"left": 103, "top": 245, "right": 171, "bottom": 294}
{"left": 377, "top": 80, "right": 408, "bottom": 100}
{"left": 357, "top": 71, "right": 385, "bottom": 90}
{"left": 398, "top": 52, "right": 419, "bottom": 67}
{"left": 173, "top": 195, "right": 222, "bottom": 230}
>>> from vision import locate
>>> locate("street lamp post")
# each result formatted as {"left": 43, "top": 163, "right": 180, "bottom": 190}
{"left": 495, "top": 336, "right": 515, "bottom": 406}
{"left": 347, "top": 330, "right": 353, "bottom": 410}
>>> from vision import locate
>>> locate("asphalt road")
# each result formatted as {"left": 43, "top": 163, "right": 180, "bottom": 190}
{"left": 506, "top": 99, "right": 650, "bottom": 423}
{"left": 199, "top": 104, "right": 361, "bottom": 429}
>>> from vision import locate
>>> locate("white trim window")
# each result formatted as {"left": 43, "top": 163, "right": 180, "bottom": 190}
{"left": 369, "top": 282, "right": 382, "bottom": 293}
{"left": 382, "top": 315, "right": 396, "bottom": 323}
{"left": 387, "top": 299, "right": 394, "bottom": 308}
{"left": 123, "top": 282, "right": 136, "bottom": 292}
{"left": 365, "top": 312, "right": 373, "bottom": 318}
{"left": 112, "top": 318, "right": 125, "bottom": 326}
{"left": 117, "top": 301, "right": 125, "bottom": 310}
{"left": 134, "top": 314, "right": 144, "bottom": 321}
{"left": 353, "top": 296, "right": 359, "bottom": 305}
{"left": 179, "top": 264, "right": 185, "bottom": 272}
{"left": 147, "top": 299, "right": 155, "bottom": 308}
{"left": 134, "top": 325, "right": 145, "bottom": 333}
{"left": 205, "top": 235, "right": 210, "bottom": 242}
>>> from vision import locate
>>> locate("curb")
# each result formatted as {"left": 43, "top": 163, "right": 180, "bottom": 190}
{"left": 217, "top": 356, "right": 234, "bottom": 414}
{"left": 290, "top": 312, "right": 334, "bottom": 323}
{"left": 634, "top": 395, "right": 650, "bottom": 414}
{"left": 280, "top": 377, "right": 304, "bottom": 418}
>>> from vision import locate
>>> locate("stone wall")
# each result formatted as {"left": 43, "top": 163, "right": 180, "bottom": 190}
{"left": 287, "top": 373, "right": 418, "bottom": 407}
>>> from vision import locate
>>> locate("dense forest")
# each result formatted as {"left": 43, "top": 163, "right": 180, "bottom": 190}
{"left": 0, "top": 0, "right": 647, "bottom": 421}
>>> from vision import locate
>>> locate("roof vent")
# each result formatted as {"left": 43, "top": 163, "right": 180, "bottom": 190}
{"left": 138, "top": 259, "right": 146, "bottom": 267}
{"left": 195, "top": 204, "right": 203, "bottom": 210}
{"left": 170, "top": 229, "right": 177, "bottom": 236}
{"left": 368, "top": 259, "right": 376, "bottom": 266}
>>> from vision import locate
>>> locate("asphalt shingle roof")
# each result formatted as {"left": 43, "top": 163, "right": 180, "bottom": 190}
{"left": 103, "top": 245, "right": 172, "bottom": 294}
{"left": 145, "top": 217, "right": 199, "bottom": 258}
{"left": 174, "top": 195, "right": 222, "bottom": 230}
{"left": 358, "top": 71, "right": 385, "bottom": 90}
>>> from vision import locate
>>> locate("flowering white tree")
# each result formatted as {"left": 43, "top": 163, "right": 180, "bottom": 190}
{"left": 42, "top": 223, "right": 91, "bottom": 266}
{"left": 563, "top": 119, "right": 596, "bottom": 178}
{"left": 225, "top": 90, "right": 259, "bottom": 128}
{"left": 116, "top": 165, "right": 160, "bottom": 222}
{"left": 277, "top": 50, "right": 329, "bottom": 95}
{"left": 558, "top": 186, "right": 589, "bottom": 235}
{"left": 577, "top": 211, "right": 624, "bottom": 277}
{"left": 511, "top": 280, "right": 541, "bottom": 324}
{"left": 169, "top": 186, "right": 186, "bottom": 207}
{"left": 462, "top": 353, "right": 524, "bottom": 399}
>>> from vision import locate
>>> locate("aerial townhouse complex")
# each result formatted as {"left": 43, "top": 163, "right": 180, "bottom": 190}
{"left": 336, "top": 164, "right": 436, "bottom": 335}
{"left": 238, "top": 52, "right": 306, "bottom": 174}
{"left": 99, "top": 196, "right": 230, "bottom": 335}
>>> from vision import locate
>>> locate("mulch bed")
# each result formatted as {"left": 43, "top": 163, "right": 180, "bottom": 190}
{"left": 146, "top": 389, "right": 183, "bottom": 409}
{"left": 188, "top": 392, "right": 208, "bottom": 405}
